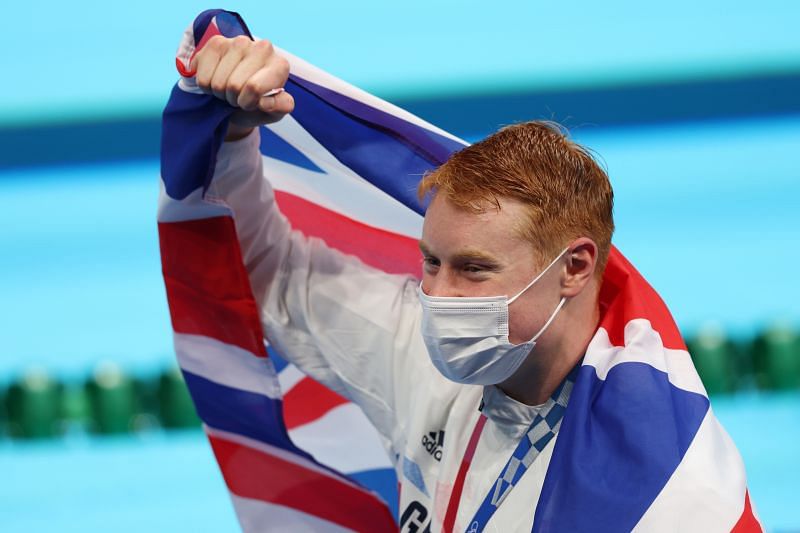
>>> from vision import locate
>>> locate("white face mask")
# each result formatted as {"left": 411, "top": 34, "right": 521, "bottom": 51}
{"left": 417, "top": 248, "right": 568, "bottom": 385}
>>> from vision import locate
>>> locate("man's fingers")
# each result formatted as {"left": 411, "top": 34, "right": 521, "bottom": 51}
{"left": 228, "top": 43, "right": 277, "bottom": 109}
{"left": 229, "top": 92, "right": 294, "bottom": 128}
{"left": 192, "top": 36, "right": 293, "bottom": 127}
{"left": 236, "top": 56, "right": 290, "bottom": 111}
{"left": 210, "top": 36, "right": 250, "bottom": 102}
{"left": 192, "top": 35, "right": 229, "bottom": 92}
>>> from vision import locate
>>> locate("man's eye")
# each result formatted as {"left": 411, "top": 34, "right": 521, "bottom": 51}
{"left": 463, "top": 264, "right": 484, "bottom": 273}
{"left": 423, "top": 257, "right": 440, "bottom": 267}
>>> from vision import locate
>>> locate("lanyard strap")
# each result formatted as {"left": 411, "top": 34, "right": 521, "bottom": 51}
{"left": 443, "top": 370, "right": 576, "bottom": 533}
{"left": 442, "top": 414, "right": 487, "bottom": 533}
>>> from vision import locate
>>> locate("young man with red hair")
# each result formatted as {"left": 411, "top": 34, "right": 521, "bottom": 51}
{"left": 184, "top": 32, "right": 759, "bottom": 532}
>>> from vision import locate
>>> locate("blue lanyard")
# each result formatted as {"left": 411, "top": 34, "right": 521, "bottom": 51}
{"left": 463, "top": 368, "right": 576, "bottom": 533}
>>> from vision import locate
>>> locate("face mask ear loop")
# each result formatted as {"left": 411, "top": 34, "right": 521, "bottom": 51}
{"left": 530, "top": 296, "right": 567, "bottom": 343}
{"left": 507, "top": 247, "right": 570, "bottom": 305}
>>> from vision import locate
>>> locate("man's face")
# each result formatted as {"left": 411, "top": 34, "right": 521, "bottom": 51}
{"left": 419, "top": 194, "right": 565, "bottom": 345}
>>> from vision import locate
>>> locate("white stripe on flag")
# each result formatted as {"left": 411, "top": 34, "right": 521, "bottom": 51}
{"left": 156, "top": 179, "right": 233, "bottom": 223}
{"left": 277, "top": 363, "right": 306, "bottom": 395}
{"left": 205, "top": 425, "right": 366, "bottom": 488}
{"left": 230, "top": 494, "right": 351, "bottom": 533}
{"left": 288, "top": 402, "right": 393, "bottom": 473}
{"left": 175, "top": 333, "right": 281, "bottom": 399}
{"left": 632, "top": 410, "right": 754, "bottom": 531}
{"left": 586, "top": 319, "right": 707, "bottom": 396}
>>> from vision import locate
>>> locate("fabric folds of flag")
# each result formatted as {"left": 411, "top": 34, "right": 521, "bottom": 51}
{"left": 159, "top": 8, "right": 460, "bottom": 533}
{"left": 158, "top": 9, "right": 762, "bottom": 532}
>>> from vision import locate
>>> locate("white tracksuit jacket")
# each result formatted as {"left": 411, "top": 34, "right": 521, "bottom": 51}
{"left": 209, "top": 130, "right": 565, "bottom": 533}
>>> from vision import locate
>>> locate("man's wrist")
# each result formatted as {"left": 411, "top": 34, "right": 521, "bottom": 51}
{"left": 225, "top": 125, "right": 255, "bottom": 142}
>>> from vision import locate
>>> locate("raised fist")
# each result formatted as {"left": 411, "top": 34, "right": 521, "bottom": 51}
{"left": 191, "top": 35, "right": 295, "bottom": 139}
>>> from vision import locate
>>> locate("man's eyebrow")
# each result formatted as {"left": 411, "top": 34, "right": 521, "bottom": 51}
{"left": 418, "top": 241, "right": 500, "bottom": 265}
{"left": 451, "top": 249, "right": 501, "bottom": 265}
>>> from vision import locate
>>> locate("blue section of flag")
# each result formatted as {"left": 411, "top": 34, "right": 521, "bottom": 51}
{"left": 162, "top": 9, "right": 256, "bottom": 201}
{"left": 160, "top": 87, "right": 233, "bottom": 200}
{"left": 259, "top": 126, "right": 325, "bottom": 173}
{"left": 402, "top": 456, "right": 429, "bottom": 497}
{"left": 286, "top": 74, "right": 466, "bottom": 216}
{"left": 183, "top": 370, "right": 310, "bottom": 458}
{"left": 533, "top": 363, "right": 710, "bottom": 532}
{"left": 191, "top": 10, "right": 251, "bottom": 44}
{"left": 288, "top": 74, "right": 466, "bottom": 165}
{"left": 191, "top": 9, "right": 221, "bottom": 42}
{"left": 210, "top": 10, "right": 251, "bottom": 39}
{"left": 350, "top": 468, "right": 400, "bottom": 520}
{"left": 266, "top": 345, "right": 289, "bottom": 373}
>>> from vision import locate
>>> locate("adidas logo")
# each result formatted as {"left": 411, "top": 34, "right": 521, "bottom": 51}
{"left": 421, "top": 430, "right": 444, "bottom": 461}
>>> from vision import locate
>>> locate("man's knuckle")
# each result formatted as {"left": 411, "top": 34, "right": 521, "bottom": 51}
{"left": 228, "top": 79, "right": 245, "bottom": 95}
{"left": 231, "top": 35, "right": 250, "bottom": 49}
{"left": 276, "top": 56, "right": 290, "bottom": 77}
{"left": 195, "top": 71, "right": 210, "bottom": 87}
{"left": 210, "top": 80, "right": 226, "bottom": 94}
{"left": 243, "top": 79, "right": 263, "bottom": 96}
{"left": 254, "top": 39, "right": 274, "bottom": 54}
{"left": 206, "top": 35, "right": 226, "bottom": 51}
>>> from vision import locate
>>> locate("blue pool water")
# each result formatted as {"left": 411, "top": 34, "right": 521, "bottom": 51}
{"left": 3, "top": 1, "right": 799, "bottom": 125}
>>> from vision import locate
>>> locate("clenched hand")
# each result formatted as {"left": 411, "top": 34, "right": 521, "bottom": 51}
{"left": 191, "top": 35, "right": 294, "bottom": 140}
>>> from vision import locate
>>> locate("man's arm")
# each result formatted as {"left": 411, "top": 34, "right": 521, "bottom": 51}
{"left": 194, "top": 35, "right": 429, "bottom": 448}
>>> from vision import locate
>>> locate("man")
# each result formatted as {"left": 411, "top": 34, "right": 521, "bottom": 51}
{"left": 173, "top": 25, "right": 759, "bottom": 532}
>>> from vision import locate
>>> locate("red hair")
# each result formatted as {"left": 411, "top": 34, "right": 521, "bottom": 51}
{"left": 419, "top": 121, "right": 614, "bottom": 273}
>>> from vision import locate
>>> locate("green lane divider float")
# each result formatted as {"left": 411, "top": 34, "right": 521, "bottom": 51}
{"left": 0, "top": 386, "right": 5, "bottom": 435}
{"left": 0, "top": 363, "right": 202, "bottom": 440}
{"left": 754, "top": 324, "right": 800, "bottom": 390}
{"left": 1, "top": 323, "right": 798, "bottom": 440}
{"left": 158, "top": 366, "right": 201, "bottom": 429}
{"left": 5, "top": 368, "right": 61, "bottom": 439}
{"left": 86, "top": 362, "right": 138, "bottom": 434}
{"left": 687, "top": 325, "right": 738, "bottom": 395}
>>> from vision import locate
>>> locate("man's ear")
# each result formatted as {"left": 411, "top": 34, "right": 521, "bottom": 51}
{"left": 561, "top": 238, "right": 598, "bottom": 297}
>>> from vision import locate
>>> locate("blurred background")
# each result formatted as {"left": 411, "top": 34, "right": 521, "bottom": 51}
{"left": 1, "top": 1, "right": 798, "bottom": 531}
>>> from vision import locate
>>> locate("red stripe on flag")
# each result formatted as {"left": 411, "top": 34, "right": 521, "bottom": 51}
{"left": 283, "top": 376, "right": 349, "bottom": 429}
{"left": 194, "top": 20, "right": 222, "bottom": 53}
{"left": 731, "top": 491, "right": 763, "bottom": 533}
{"left": 274, "top": 190, "right": 422, "bottom": 277}
{"left": 159, "top": 217, "right": 267, "bottom": 357}
{"left": 599, "top": 246, "right": 687, "bottom": 351}
{"left": 209, "top": 434, "right": 397, "bottom": 532}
